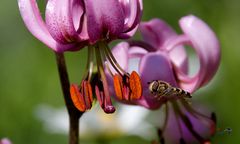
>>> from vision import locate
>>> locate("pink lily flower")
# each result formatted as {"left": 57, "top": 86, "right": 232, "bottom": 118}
{"left": 18, "top": 0, "right": 143, "bottom": 114}
{"left": 18, "top": 0, "right": 142, "bottom": 52}
{"left": 109, "top": 15, "right": 221, "bottom": 143}
{"left": 0, "top": 138, "right": 12, "bottom": 144}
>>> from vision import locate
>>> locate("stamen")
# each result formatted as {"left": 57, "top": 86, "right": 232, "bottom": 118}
{"left": 95, "top": 80, "right": 104, "bottom": 107}
{"left": 113, "top": 74, "right": 123, "bottom": 100}
{"left": 173, "top": 101, "right": 206, "bottom": 143}
{"left": 181, "top": 99, "right": 217, "bottom": 136}
{"left": 113, "top": 71, "right": 142, "bottom": 101}
{"left": 82, "top": 45, "right": 94, "bottom": 81}
{"left": 82, "top": 81, "right": 93, "bottom": 109}
{"left": 172, "top": 102, "right": 184, "bottom": 139}
{"left": 129, "top": 71, "right": 142, "bottom": 100}
{"left": 162, "top": 103, "right": 169, "bottom": 133}
{"left": 100, "top": 41, "right": 129, "bottom": 76}
{"left": 70, "top": 82, "right": 93, "bottom": 112}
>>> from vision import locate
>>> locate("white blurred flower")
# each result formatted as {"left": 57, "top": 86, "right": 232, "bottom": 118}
{"left": 34, "top": 104, "right": 155, "bottom": 140}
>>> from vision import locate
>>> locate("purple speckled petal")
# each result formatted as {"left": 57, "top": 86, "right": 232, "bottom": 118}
{"left": 85, "top": 0, "right": 124, "bottom": 43}
{"left": 135, "top": 52, "right": 178, "bottom": 109}
{"left": 172, "top": 15, "right": 220, "bottom": 92}
{"left": 45, "top": 0, "right": 84, "bottom": 44}
{"left": 18, "top": 0, "right": 76, "bottom": 52}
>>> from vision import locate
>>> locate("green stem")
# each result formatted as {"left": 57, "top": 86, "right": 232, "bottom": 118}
{"left": 55, "top": 52, "right": 83, "bottom": 144}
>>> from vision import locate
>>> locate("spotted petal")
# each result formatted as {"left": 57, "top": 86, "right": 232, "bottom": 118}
{"left": 46, "top": 0, "right": 88, "bottom": 44}
{"left": 85, "top": 0, "right": 125, "bottom": 43}
{"left": 18, "top": 0, "right": 76, "bottom": 52}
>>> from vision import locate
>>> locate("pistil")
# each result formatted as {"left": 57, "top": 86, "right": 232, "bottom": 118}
{"left": 95, "top": 44, "right": 116, "bottom": 113}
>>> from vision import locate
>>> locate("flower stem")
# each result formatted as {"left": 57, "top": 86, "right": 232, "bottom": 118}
{"left": 55, "top": 52, "right": 83, "bottom": 144}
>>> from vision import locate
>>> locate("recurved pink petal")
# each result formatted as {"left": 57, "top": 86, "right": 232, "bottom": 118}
{"left": 45, "top": 0, "right": 83, "bottom": 44}
{"left": 18, "top": 0, "right": 77, "bottom": 52}
{"left": 85, "top": 0, "right": 125, "bottom": 43}
{"left": 140, "top": 19, "right": 188, "bottom": 74}
{"left": 139, "top": 19, "right": 177, "bottom": 50}
{"left": 136, "top": 52, "right": 178, "bottom": 109}
{"left": 172, "top": 15, "right": 220, "bottom": 92}
{"left": 118, "top": 0, "right": 143, "bottom": 39}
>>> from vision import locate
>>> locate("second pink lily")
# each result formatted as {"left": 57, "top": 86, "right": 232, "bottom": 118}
{"left": 109, "top": 15, "right": 221, "bottom": 143}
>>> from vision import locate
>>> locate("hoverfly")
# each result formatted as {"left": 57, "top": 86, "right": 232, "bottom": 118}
{"left": 148, "top": 80, "right": 192, "bottom": 101}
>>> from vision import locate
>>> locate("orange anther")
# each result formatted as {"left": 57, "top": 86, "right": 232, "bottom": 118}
{"left": 113, "top": 74, "right": 123, "bottom": 100}
{"left": 83, "top": 81, "right": 93, "bottom": 110}
{"left": 87, "top": 82, "right": 93, "bottom": 103}
{"left": 70, "top": 84, "right": 86, "bottom": 112}
{"left": 129, "top": 71, "right": 142, "bottom": 100}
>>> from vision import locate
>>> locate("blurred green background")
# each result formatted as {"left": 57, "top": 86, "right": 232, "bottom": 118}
{"left": 0, "top": 0, "right": 240, "bottom": 143}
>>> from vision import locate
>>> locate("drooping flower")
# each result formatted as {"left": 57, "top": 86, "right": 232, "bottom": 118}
{"left": 109, "top": 15, "right": 221, "bottom": 143}
{"left": 18, "top": 0, "right": 142, "bottom": 52}
{"left": 18, "top": 0, "right": 143, "bottom": 114}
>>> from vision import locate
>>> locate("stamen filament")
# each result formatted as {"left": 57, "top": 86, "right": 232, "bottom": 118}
{"left": 100, "top": 41, "right": 129, "bottom": 76}
{"left": 162, "top": 103, "right": 169, "bottom": 132}
{"left": 105, "top": 61, "right": 114, "bottom": 77}
{"left": 173, "top": 101, "right": 206, "bottom": 143}
{"left": 181, "top": 99, "right": 212, "bottom": 120}
{"left": 172, "top": 101, "right": 184, "bottom": 138}
{"left": 82, "top": 45, "right": 94, "bottom": 81}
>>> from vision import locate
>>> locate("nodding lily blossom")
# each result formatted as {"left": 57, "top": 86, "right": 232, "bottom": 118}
{"left": 109, "top": 15, "right": 220, "bottom": 143}
{"left": 0, "top": 138, "right": 12, "bottom": 144}
{"left": 18, "top": 0, "right": 142, "bottom": 52}
{"left": 18, "top": 0, "right": 143, "bottom": 114}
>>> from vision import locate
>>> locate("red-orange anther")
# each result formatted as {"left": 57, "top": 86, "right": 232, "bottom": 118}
{"left": 83, "top": 81, "right": 93, "bottom": 110}
{"left": 129, "top": 71, "right": 142, "bottom": 100}
{"left": 113, "top": 74, "right": 123, "bottom": 100}
{"left": 70, "top": 84, "right": 86, "bottom": 112}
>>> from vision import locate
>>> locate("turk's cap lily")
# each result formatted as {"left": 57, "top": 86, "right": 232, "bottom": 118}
{"left": 18, "top": 0, "right": 142, "bottom": 52}
{"left": 109, "top": 15, "right": 220, "bottom": 109}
